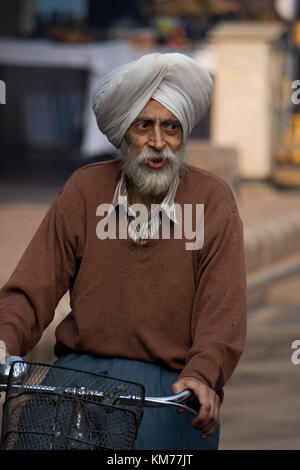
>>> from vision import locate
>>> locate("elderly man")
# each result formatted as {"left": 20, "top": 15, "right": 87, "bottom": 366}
{"left": 0, "top": 53, "right": 247, "bottom": 450}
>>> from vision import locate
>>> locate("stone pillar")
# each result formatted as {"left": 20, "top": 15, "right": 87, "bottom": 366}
{"left": 209, "top": 21, "right": 287, "bottom": 180}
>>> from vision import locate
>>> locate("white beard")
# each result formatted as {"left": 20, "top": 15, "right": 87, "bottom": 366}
{"left": 118, "top": 139, "right": 185, "bottom": 197}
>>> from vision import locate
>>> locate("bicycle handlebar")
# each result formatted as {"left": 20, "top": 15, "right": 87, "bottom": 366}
{"left": 0, "top": 357, "right": 200, "bottom": 416}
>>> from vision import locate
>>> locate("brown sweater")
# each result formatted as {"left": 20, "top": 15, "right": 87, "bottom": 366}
{"left": 0, "top": 159, "right": 247, "bottom": 401}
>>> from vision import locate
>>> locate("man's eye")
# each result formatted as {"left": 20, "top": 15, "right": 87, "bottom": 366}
{"left": 165, "top": 123, "right": 178, "bottom": 131}
{"left": 137, "top": 122, "right": 149, "bottom": 129}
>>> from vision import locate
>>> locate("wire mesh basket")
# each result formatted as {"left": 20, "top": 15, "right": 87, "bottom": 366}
{"left": 0, "top": 361, "right": 145, "bottom": 450}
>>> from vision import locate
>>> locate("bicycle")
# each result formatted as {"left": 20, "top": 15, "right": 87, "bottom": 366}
{"left": 0, "top": 356, "right": 200, "bottom": 450}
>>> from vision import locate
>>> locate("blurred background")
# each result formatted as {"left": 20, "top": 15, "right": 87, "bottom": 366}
{"left": 0, "top": 0, "right": 300, "bottom": 449}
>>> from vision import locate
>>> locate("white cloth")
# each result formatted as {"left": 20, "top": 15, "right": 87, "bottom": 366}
{"left": 92, "top": 52, "right": 214, "bottom": 148}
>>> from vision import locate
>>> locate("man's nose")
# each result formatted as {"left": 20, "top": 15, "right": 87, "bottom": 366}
{"left": 148, "top": 126, "right": 166, "bottom": 151}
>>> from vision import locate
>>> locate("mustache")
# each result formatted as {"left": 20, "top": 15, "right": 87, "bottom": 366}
{"left": 134, "top": 147, "right": 179, "bottom": 164}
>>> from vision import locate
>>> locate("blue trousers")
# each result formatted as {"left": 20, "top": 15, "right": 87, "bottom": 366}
{"left": 53, "top": 353, "right": 220, "bottom": 450}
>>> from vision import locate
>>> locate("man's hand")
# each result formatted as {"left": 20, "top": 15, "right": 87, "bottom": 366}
{"left": 0, "top": 341, "right": 11, "bottom": 398}
{"left": 0, "top": 340, "right": 10, "bottom": 364}
{"left": 171, "top": 376, "right": 220, "bottom": 439}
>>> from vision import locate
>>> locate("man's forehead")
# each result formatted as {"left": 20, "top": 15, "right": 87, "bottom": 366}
{"left": 136, "top": 100, "right": 181, "bottom": 123}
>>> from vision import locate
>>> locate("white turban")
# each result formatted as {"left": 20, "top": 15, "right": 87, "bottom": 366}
{"left": 92, "top": 52, "right": 213, "bottom": 148}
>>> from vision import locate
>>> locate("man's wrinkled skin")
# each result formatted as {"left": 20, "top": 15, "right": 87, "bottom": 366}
{"left": 123, "top": 100, "right": 221, "bottom": 438}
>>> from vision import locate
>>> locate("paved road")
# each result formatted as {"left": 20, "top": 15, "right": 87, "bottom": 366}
{"left": 219, "top": 271, "right": 300, "bottom": 450}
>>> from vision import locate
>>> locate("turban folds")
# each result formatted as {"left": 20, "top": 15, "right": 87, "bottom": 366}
{"left": 92, "top": 52, "right": 213, "bottom": 148}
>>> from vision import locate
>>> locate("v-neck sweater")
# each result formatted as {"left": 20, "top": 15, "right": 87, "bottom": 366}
{"left": 0, "top": 159, "right": 247, "bottom": 401}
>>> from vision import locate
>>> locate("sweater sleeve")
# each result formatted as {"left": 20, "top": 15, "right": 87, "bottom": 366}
{"left": 178, "top": 203, "right": 247, "bottom": 402}
{"left": 0, "top": 173, "right": 84, "bottom": 357}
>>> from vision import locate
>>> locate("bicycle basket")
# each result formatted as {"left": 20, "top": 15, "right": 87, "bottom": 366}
{"left": 0, "top": 361, "right": 145, "bottom": 450}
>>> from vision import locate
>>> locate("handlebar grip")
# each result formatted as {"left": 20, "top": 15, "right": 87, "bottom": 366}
{"left": 185, "top": 390, "right": 200, "bottom": 413}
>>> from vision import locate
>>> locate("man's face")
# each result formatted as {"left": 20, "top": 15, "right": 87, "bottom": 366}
{"left": 119, "top": 100, "right": 185, "bottom": 197}
{"left": 126, "top": 100, "right": 183, "bottom": 156}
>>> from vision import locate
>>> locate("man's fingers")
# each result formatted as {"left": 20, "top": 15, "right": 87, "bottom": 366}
{"left": 198, "top": 393, "right": 220, "bottom": 437}
{"left": 173, "top": 378, "right": 217, "bottom": 430}
{"left": 171, "top": 377, "right": 220, "bottom": 436}
{"left": 200, "top": 414, "right": 220, "bottom": 439}
{"left": 192, "top": 386, "right": 212, "bottom": 425}
{"left": 192, "top": 389, "right": 219, "bottom": 432}
{"left": 200, "top": 422, "right": 219, "bottom": 439}
{"left": 171, "top": 381, "right": 187, "bottom": 395}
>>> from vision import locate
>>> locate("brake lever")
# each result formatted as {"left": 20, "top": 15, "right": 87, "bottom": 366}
{"left": 144, "top": 389, "right": 200, "bottom": 416}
